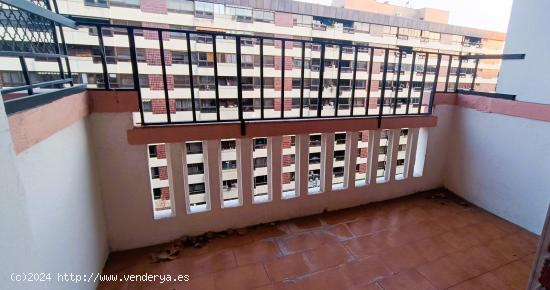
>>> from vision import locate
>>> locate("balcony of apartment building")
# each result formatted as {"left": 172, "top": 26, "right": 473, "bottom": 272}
{"left": 2, "top": 1, "right": 550, "bottom": 290}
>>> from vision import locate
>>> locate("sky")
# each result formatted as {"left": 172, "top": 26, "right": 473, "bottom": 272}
{"left": 297, "top": 0, "right": 514, "bottom": 32}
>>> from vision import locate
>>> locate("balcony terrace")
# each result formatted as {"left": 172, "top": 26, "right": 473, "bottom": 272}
{"left": 1, "top": 1, "right": 550, "bottom": 290}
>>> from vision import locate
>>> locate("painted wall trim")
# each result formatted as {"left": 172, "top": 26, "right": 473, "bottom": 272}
{"left": 8, "top": 91, "right": 89, "bottom": 154}
{"left": 434, "top": 92, "right": 550, "bottom": 123}
{"left": 127, "top": 115, "right": 437, "bottom": 144}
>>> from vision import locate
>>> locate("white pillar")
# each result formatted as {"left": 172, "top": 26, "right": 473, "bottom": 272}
{"left": 404, "top": 128, "right": 419, "bottom": 179}
{"left": 367, "top": 130, "right": 381, "bottom": 184}
{"left": 344, "top": 131, "right": 358, "bottom": 189}
{"left": 386, "top": 129, "right": 400, "bottom": 181}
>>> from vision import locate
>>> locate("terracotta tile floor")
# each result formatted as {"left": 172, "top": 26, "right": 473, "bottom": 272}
{"left": 99, "top": 190, "right": 539, "bottom": 290}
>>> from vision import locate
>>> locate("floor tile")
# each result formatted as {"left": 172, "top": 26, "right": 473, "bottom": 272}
{"left": 378, "top": 269, "right": 437, "bottom": 290}
{"left": 233, "top": 240, "right": 281, "bottom": 265}
{"left": 213, "top": 263, "right": 271, "bottom": 290}
{"left": 264, "top": 252, "right": 310, "bottom": 282}
{"left": 341, "top": 256, "right": 392, "bottom": 287}
{"left": 303, "top": 243, "right": 351, "bottom": 272}
{"left": 281, "top": 231, "right": 338, "bottom": 254}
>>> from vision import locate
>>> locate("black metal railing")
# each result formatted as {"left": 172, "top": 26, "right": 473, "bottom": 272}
{"left": 0, "top": 0, "right": 81, "bottom": 114}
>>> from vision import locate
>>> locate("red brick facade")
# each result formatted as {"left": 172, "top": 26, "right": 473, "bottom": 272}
{"left": 145, "top": 49, "right": 172, "bottom": 66}
{"left": 274, "top": 78, "right": 292, "bottom": 91}
{"left": 360, "top": 148, "right": 368, "bottom": 158}
{"left": 160, "top": 187, "right": 170, "bottom": 200}
{"left": 142, "top": 22, "right": 170, "bottom": 40}
{"left": 274, "top": 98, "right": 292, "bottom": 111}
{"left": 140, "top": 0, "right": 167, "bottom": 14}
{"left": 158, "top": 166, "right": 168, "bottom": 180}
{"left": 282, "top": 155, "right": 292, "bottom": 167}
{"left": 358, "top": 164, "right": 367, "bottom": 173}
{"left": 151, "top": 98, "right": 176, "bottom": 114}
{"left": 361, "top": 131, "right": 369, "bottom": 142}
{"left": 282, "top": 172, "right": 292, "bottom": 184}
{"left": 274, "top": 13, "right": 293, "bottom": 28}
{"left": 368, "top": 97, "right": 379, "bottom": 108}
{"left": 156, "top": 144, "right": 166, "bottom": 159}
{"left": 148, "top": 74, "right": 174, "bottom": 90}
{"left": 274, "top": 56, "right": 294, "bottom": 70}
{"left": 282, "top": 136, "right": 292, "bottom": 149}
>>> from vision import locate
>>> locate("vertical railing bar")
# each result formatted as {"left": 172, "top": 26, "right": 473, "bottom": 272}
{"left": 44, "top": 0, "right": 65, "bottom": 82}
{"left": 158, "top": 30, "right": 172, "bottom": 123}
{"left": 18, "top": 56, "right": 32, "bottom": 95}
{"left": 365, "top": 47, "right": 374, "bottom": 116}
{"left": 185, "top": 32, "right": 197, "bottom": 122}
{"left": 235, "top": 36, "right": 245, "bottom": 134}
{"left": 444, "top": 55, "right": 452, "bottom": 92}
{"left": 350, "top": 45, "right": 358, "bottom": 116}
{"left": 299, "top": 41, "right": 305, "bottom": 118}
{"left": 428, "top": 54, "right": 442, "bottom": 114}
{"left": 471, "top": 58, "right": 479, "bottom": 90}
{"left": 50, "top": 0, "right": 72, "bottom": 86}
{"left": 96, "top": 25, "right": 110, "bottom": 90}
{"left": 316, "top": 43, "right": 326, "bottom": 117}
{"left": 378, "top": 48, "right": 389, "bottom": 128}
{"left": 392, "top": 50, "right": 403, "bottom": 115}
{"left": 405, "top": 51, "right": 416, "bottom": 114}
{"left": 127, "top": 27, "right": 145, "bottom": 125}
{"left": 417, "top": 52, "right": 429, "bottom": 114}
{"left": 280, "top": 40, "right": 285, "bottom": 119}
{"left": 260, "top": 38, "right": 265, "bottom": 119}
{"left": 455, "top": 54, "right": 463, "bottom": 92}
{"left": 212, "top": 35, "right": 220, "bottom": 121}
{"left": 334, "top": 44, "right": 343, "bottom": 117}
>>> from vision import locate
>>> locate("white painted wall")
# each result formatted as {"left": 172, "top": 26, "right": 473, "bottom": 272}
{"left": 0, "top": 100, "right": 108, "bottom": 289}
{"left": 444, "top": 105, "right": 550, "bottom": 234}
{"left": 497, "top": 0, "right": 550, "bottom": 104}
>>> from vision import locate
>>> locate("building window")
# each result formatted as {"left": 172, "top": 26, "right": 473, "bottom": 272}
{"left": 221, "top": 140, "right": 236, "bottom": 150}
{"left": 175, "top": 99, "right": 193, "bottom": 111}
{"left": 194, "top": 1, "right": 214, "bottom": 18}
{"left": 187, "top": 163, "right": 204, "bottom": 175}
{"left": 254, "top": 175, "right": 268, "bottom": 186}
{"left": 167, "top": 0, "right": 194, "bottom": 14}
{"left": 84, "top": 0, "right": 109, "bottom": 8}
{"left": 186, "top": 142, "right": 203, "bottom": 154}
{"left": 142, "top": 100, "right": 152, "bottom": 112}
{"left": 254, "top": 157, "right": 268, "bottom": 169}
{"left": 148, "top": 145, "right": 157, "bottom": 158}
{"left": 151, "top": 167, "right": 160, "bottom": 179}
{"left": 253, "top": 9, "right": 274, "bottom": 23}
{"left": 226, "top": 5, "right": 253, "bottom": 22}
{"left": 189, "top": 183, "right": 206, "bottom": 194}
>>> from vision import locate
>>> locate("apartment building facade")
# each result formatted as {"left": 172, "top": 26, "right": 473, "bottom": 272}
{"left": 0, "top": 0, "right": 505, "bottom": 215}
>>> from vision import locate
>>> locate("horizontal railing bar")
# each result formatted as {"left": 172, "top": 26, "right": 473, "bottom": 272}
{"left": 456, "top": 89, "right": 516, "bottom": 100}
{"left": 3, "top": 0, "right": 77, "bottom": 28}
{"left": 460, "top": 54, "right": 526, "bottom": 60}
{"left": 1, "top": 78, "right": 73, "bottom": 95}
{"left": 0, "top": 51, "right": 69, "bottom": 58}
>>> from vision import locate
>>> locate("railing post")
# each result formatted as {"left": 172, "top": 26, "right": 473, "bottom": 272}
{"left": 260, "top": 38, "right": 265, "bottom": 119}
{"left": 365, "top": 47, "right": 374, "bottom": 116}
{"left": 350, "top": 46, "right": 359, "bottom": 116}
{"left": 18, "top": 56, "right": 32, "bottom": 95}
{"left": 280, "top": 39, "right": 286, "bottom": 119}
{"left": 96, "top": 25, "right": 110, "bottom": 89}
{"left": 212, "top": 35, "right": 220, "bottom": 121}
{"left": 455, "top": 54, "right": 463, "bottom": 92}
{"left": 386, "top": 129, "right": 401, "bottom": 181}
{"left": 299, "top": 41, "right": 305, "bottom": 118}
{"left": 320, "top": 132, "right": 334, "bottom": 192}
{"left": 393, "top": 50, "right": 403, "bottom": 115}
{"left": 366, "top": 130, "right": 381, "bottom": 184}
{"left": 378, "top": 48, "right": 389, "bottom": 127}
{"left": 334, "top": 44, "right": 343, "bottom": 116}
{"left": 428, "top": 54, "right": 442, "bottom": 114}
{"left": 316, "top": 43, "right": 326, "bottom": 117}
{"left": 405, "top": 51, "right": 416, "bottom": 114}
{"left": 185, "top": 32, "right": 197, "bottom": 122}
{"left": 344, "top": 131, "right": 358, "bottom": 189}
{"left": 127, "top": 27, "right": 145, "bottom": 125}
{"left": 444, "top": 55, "right": 452, "bottom": 92}
{"left": 235, "top": 36, "right": 245, "bottom": 134}
{"left": 417, "top": 52, "right": 429, "bottom": 114}
{"left": 158, "top": 30, "right": 172, "bottom": 123}
{"left": 471, "top": 57, "right": 479, "bottom": 90}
